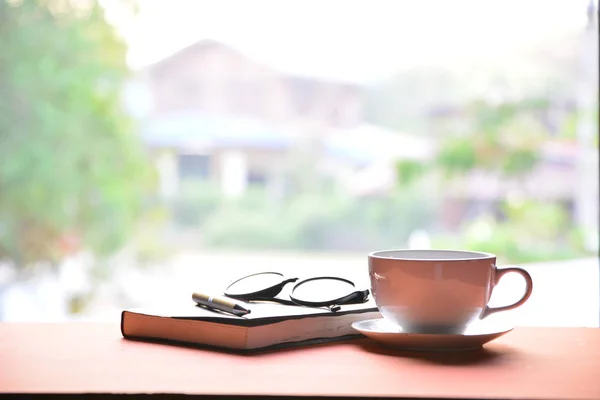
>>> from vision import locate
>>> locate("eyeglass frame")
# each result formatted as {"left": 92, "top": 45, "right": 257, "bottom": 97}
{"left": 223, "top": 271, "right": 370, "bottom": 312}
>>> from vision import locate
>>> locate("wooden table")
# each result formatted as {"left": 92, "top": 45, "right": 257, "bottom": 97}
{"left": 1, "top": 323, "right": 599, "bottom": 399}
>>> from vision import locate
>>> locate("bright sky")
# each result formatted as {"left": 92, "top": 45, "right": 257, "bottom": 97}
{"left": 103, "top": 0, "right": 593, "bottom": 83}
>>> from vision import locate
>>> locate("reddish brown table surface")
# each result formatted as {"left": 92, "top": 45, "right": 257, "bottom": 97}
{"left": 1, "top": 323, "right": 599, "bottom": 400}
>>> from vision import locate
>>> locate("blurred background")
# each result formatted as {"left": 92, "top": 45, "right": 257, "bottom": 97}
{"left": 0, "top": 0, "right": 598, "bottom": 325}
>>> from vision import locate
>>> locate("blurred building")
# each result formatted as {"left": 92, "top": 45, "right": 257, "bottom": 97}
{"left": 147, "top": 40, "right": 363, "bottom": 127}
{"left": 124, "top": 39, "right": 432, "bottom": 199}
{"left": 122, "top": 26, "right": 594, "bottom": 233}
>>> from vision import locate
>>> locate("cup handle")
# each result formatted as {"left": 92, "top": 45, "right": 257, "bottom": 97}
{"left": 480, "top": 266, "right": 533, "bottom": 319}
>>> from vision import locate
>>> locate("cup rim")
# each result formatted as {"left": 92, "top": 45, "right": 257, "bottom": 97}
{"left": 368, "top": 248, "right": 496, "bottom": 261}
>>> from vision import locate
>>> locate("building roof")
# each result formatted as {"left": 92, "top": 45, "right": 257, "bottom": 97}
{"left": 140, "top": 111, "right": 292, "bottom": 151}
{"left": 139, "top": 112, "right": 433, "bottom": 164}
{"left": 143, "top": 39, "right": 369, "bottom": 87}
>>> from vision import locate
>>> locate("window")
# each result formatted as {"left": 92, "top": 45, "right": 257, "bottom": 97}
{"left": 178, "top": 154, "right": 211, "bottom": 180}
{"left": 4, "top": 0, "right": 598, "bottom": 329}
{"left": 247, "top": 170, "right": 267, "bottom": 186}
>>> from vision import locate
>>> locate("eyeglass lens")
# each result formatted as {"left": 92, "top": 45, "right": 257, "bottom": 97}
{"left": 291, "top": 278, "right": 355, "bottom": 303}
{"left": 225, "top": 272, "right": 284, "bottom": 296}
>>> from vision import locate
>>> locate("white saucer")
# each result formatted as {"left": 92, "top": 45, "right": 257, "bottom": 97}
{"left": 352, "top": 318, "right": 514, "bottom": 352}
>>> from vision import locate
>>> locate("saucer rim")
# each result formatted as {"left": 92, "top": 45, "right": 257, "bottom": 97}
{"left": 351, "top": 317, "right": 515, "bottom": 337}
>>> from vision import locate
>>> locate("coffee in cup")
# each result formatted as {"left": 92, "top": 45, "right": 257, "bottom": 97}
{"left": 368, "top": 249, "right": 533, "bottom": 334}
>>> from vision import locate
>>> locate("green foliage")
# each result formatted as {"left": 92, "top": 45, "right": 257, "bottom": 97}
{"left": 400, "top": 92, "right": 589, "bottom": 264}
{"left": 559, "top": 108, "right": 600, "bottom": 147}
{"left": 431, "top": 200, "right": 593, "bottom": 264}
{"left": 435, "top": 136, "right": 478, "bottom": 177}
{"left": 434, "top": 99, "right": 548, "bottom": 178}
{"left": 201, "top": 206, "right": 295, "bottom": 249}
{"left": 0, "top": 0, "right": 154, "bottom": 268}
{"left": 395, "top": 159, "right": 430, "bottom": 187}
{"left": 170, "top": 181, "right": 222, "bottom": 228}
{"left": 500, "top": 149, "right": 539, "bottom": 176}
{"left": 559, "top": 111, "right": 579, "bottom": 141}
{"left": 501, "top": 199, "right": 569, "bottom": 240}
{"left": 177, "top": 184, "right": 437, "bottom": 252}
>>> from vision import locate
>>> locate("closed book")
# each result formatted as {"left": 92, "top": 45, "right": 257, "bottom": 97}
{"left": 121, "top": 300, "right": 381, "bottom": 351}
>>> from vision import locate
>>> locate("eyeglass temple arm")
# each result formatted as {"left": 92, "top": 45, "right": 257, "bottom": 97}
{"left": 327, "top": 289, "right": 370, "bottom": 312}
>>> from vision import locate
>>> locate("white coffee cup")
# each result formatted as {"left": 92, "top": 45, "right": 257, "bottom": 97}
{"left": 368, "top": 249, "right": 533, "bottom": 334}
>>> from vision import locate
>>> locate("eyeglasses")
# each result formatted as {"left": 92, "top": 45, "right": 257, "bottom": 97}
{"left": 223, "top": 272, "right": 370, "bottom": 312}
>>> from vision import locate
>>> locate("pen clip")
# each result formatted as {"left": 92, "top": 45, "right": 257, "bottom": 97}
{"left": 194, "top": 303, "right": 238, "bottom": 317}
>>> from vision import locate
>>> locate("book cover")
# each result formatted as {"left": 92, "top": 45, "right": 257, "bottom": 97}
{"left": 121, "top": 300, "right": 381, "bottom": 351}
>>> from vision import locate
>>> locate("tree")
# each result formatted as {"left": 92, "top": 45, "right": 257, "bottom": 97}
{"left": 0, "top": 0, "right": 155, "bottom": 271}
{"left": 396, "top": 97, "right": 549, "bottom": 186}
{"left": 395, "top": 95, "right": 595, "bottom": 263}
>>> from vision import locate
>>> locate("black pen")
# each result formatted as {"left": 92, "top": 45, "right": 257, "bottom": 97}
{"left": 192, "top": 292, "right": 251, "bottom": 316}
